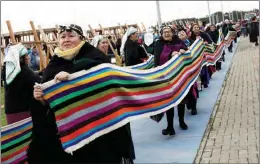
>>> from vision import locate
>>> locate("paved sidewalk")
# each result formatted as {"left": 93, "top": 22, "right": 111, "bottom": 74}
{"left": 195, "top": 37, "right": 259, "bottom": 163}
{"left": 131, "top": 39, "right": 239, "bottom": 163}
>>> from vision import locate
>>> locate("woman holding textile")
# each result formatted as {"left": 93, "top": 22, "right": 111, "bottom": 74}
{"left": 29, "top": 24, "right": 135, "bottom": 164}
{"left": 206, "top": 24, "right": 222, "bottom": 71}
{"left": 153, "top": 26, "right": 188, "bottom": 136}
{"left": 177, "top": 28, "right": 199, "bottom": 115}
{"left": 120, "top": 27, "right": 148, "bottom": 66}
{"left": 189, "top": 23, "right": 213, "bottom": 88}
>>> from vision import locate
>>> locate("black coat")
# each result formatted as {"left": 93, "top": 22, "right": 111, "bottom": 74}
{"left": 124, "top": 39, "right": 147, "bottom": 66}
{"left": 207, "top": 30, "right": 219, "bottom": 44}
{"left": 2, "top": 64, "right": 41, "bottom": 114}
{"left": 249, "top": 21, "right": 259, "bottom": 43}
{"left": 154, "top": 35, "right": 188, "bottom": 67}
{"left": 27, "top": 42, "right": 135, "bottom": 163}
{"left": 190, "top": 31, "right": 213, "bottom": 44}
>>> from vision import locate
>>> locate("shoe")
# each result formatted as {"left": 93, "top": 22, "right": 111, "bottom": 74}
{"left": 162, "top": 128, "right": 175, "bottom": 136}
{"left": 191, "top": 108, "right": 197, "bottom": 115}
{"left": 179, "top": 120, "right": 188, "bottom": 130}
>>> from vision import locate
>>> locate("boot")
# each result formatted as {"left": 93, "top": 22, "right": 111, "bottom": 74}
{"left": 162, "top": 108, "right": 175, "bottom": 135}
{"left": 186, "top": 102, "right": 191, "bottom": 110}
{"left": 179, "top": 120, "right": 188, "bottom": 130}
{"left": 191, "top": 101, "right": 198, "bottom": 115}
{"left": 191, "top": 108, "right": 197, "bottom": 115}
{"left": 178, "top": 104, "right": 188, "bottom": 130}
{"left": 162, "top": 128, "right": 176, "bottom": 135}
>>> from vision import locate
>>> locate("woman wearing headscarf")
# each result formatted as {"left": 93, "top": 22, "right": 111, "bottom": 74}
{"left": 177, "top": 28, "right": 199, "bottom": 115}
{"left": 153, "top": 26, "right": 188, "bottom": 136}
{"left": 222, "top": 19, "right": 236, "bottom": 52}
{"left": 189, "top": 23, "right": 213, "bottom": 88}
{"left": 2, "top": 43, "right": 41, "bottom": 124}
{"left": 29, "top": 24, "right": 135, "bottom": 164}
{"left": 90, "top": 35, "right": 109, "bottom": 54}
{"left": 120, "top": 26, "right": 148, "bottom": 66}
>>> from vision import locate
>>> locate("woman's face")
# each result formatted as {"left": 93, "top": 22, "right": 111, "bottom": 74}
{"left": 21, "top": 54, "right": 30, "bottom": 65}
{"left": 192, "top": 25, "right": 200, "bottom": 34}
{"left": 178, "top": 30, "right": 187, "bottom": 40}
{"left": 210, "top": 26, "right": 216, "bottom": 31}
{"left": 162, "top": 28, "right": 173, "bottom": 41}
{"left": 97, "top": 39, "right": 108, "bottom": 54}
{"left": 130, "top": 32, "right": 139, "bottom": 41}
{"left": 59, "top": 31, "right": 82, "bottom": 51}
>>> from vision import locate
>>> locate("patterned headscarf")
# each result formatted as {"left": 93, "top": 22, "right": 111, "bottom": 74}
{"left": 160, "top": 25, "right": 174, "bottom": 35}
{"left": 58, "top": 24, "right": 85, "bottom": 39}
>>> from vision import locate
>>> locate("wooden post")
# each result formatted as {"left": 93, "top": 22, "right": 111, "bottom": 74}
{"left": 118, "top": 23, "right": 124, "bottom": 35}
{"left": 107, "top": 38, "right": 122, "bottom": 66}
{"left": 38, "top": 25, "right": 55, "bottom": 66}
{"left": 137, "top": 24, "right": 142, "bottom": 33}
{"left": 6, "top": 21, "right": 16, "bottom": 44}
{"left": 55, "top": 25, "right": 60, "bottom": 39}
{"left": 84, "top": 30, "right": 91, "bottom": 42}
{"left": 46, "top": 46, "right": 51, "bottom": 64}
{"left": 99, "top": 24, "right": 105, "bottom": 35}
{"left": 52, "top": 32, "right": 58, "bottom": 41}
{"left": 29, "top": 21, "right": 45, "bottom": 70}
{"left": 88, "top": 25, "right": 96, "bottom": 37}
{"left": 125, "top": 23, "right": 129, "bottom": 29}
{"left": 141, "top": 22, "right": 146, "bottom": 32}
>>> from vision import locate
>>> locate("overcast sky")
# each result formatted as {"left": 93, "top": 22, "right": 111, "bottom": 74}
{"left": 1, "top": 1, "right": 259, "bottom": 34}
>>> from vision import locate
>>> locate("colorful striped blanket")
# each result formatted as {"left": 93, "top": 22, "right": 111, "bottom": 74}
{"left": 40, "top": 39, "right": 225, "bottom": 153}
{"left": 1, "top": 36, "right": 230, "bottom": 163}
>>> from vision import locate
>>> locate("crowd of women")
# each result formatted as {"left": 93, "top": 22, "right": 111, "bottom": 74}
{"left": 1, "top": 16, "right": 252, "bottom": 163}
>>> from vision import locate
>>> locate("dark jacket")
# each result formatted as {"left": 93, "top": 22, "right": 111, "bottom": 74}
{"left": 207, "top": 30, "right": 219, "bottom": 44}
{"left": 222, "top": 23, "right": 236, "bottom": 37}
{"left": 116, "top": 38, "right": 122, "bottom": 56}
{"left": 249, "top": 21, "right": 259, "bottom": 42}
{"left": 190, "top": 31, "right": 213, "bottom": 44}
{"left": 2, "top": 64, "right": 41, "bottom": 114}
{"left": 27, "top": 42, "right": 135, "bottom": 164}
{"left": 124, "top": 39, "right": 147, "bottom": 66}
{"left": 154, "top": 35, "right": 188, "bottom": 67}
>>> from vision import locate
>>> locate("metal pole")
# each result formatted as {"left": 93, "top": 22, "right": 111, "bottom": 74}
{"left": 212, "top": 14, "right": 214, "bottom": 24}
{"left": 156, "top": 0, "right": 162, "bottom": 32}
{"left": 221, "top": 0, "right": 224, "bottom": 21}
{"left": 207, "top": 1, "right": 212, "bottom": 24}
